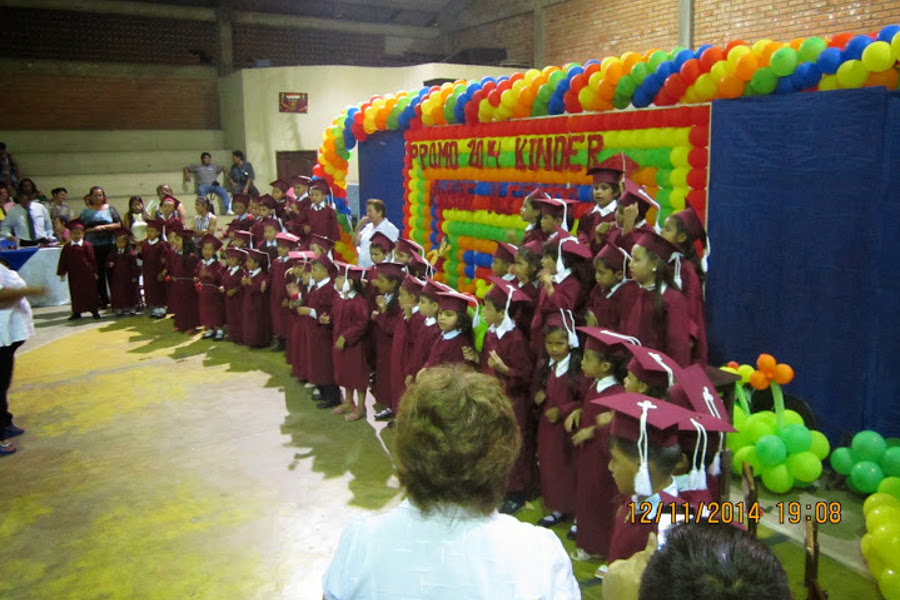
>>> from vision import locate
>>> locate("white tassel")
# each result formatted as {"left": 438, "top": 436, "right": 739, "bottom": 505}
{"left": 672, "top": 254, "right": 683, "bottom": 290}
{"left": 634, "top": 400, "right": 657, "bottom": 497}
{"left": 648, "top": 351, "right": 676, "bottom": 388}
{"left": 635, "top": 464, "right": 654, "bottom": 497}
{"left": 709, "top": 452, "right": 722, "bottom": 477}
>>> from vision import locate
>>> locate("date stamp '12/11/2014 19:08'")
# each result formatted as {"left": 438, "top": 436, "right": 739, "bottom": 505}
{"left": 627, "top": 501, "right": 843, "bottom": 527}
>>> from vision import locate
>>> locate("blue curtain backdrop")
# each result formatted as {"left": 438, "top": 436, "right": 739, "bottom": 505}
{"left": 707, "top": 88, "right": 899, "bottom": 443}
{"left": 358, "top": 130, "right": 407, "bottom": 230}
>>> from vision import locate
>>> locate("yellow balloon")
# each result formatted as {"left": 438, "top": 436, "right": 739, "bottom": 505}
{"left": 727, "top": 45, "right": 751, "bottom": 66}
{"left": 836, "top": 60, "right": 869, "bottom": 88}
{"left": 819, "top": 75, "right": 839, "bottom": 91}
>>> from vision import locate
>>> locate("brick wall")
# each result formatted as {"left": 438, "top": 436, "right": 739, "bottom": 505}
{"left": 2, "top": 75, "right": 220, "bottom": 130}
{"left": 694, "top": 0, "right": 900, "bottom": 46}
{"left": 545, "top": 0, "right": 679, "bottom": 65}
{"left": 449, "top": 11, "right": 534, "bottom": 66}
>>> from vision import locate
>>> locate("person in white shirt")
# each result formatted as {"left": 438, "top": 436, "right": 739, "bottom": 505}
{"left": 1, "top": 194, "right": 55, "bottom": 247}
{"left": 0, "top": 262, "right": 43, "bottom": 456}
{"left": 353, "top": 199, "right": 399, "bottom": 268}
{"left": 323, "top": 365, "right": 580, "bottom": 600}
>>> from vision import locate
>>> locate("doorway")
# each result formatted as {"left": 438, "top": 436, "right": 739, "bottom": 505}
{"left": 276, "top": 151, "right": 318, "bottom": 180}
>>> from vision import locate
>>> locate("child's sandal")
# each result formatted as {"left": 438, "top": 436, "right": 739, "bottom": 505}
{"left": 331, "top": 404, "right": 351, "bottom": 415}
{"left": 345, "top": 410, "right": 366, "bottom": 422}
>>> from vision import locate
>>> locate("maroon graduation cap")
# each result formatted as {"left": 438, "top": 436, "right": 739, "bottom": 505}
{"left": 587, "top": 152, "right": 639, "bottom": 185}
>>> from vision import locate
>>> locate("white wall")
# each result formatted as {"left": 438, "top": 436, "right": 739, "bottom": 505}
{"left": 222, "top": 63, "right": 517, "bottom": 191}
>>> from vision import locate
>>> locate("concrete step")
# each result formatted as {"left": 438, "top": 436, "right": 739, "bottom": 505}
{"left": 0, "top": 130, "right": 226, "bottom": 154}
{"left": 18, "top": 149, "right": 233, "bottom": 177}
{"left": 47, "top": 173, "right": 202, "bottom": 204}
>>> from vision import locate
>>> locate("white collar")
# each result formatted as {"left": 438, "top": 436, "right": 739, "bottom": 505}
{"left": 632, "top": 479, "right": 679, "bottom": 513}
{"left": 229, "top": 265, "right": 240, "bottom": 274}
{"left": 266, "top": 240, "right": 277, "bottom": 246}
{"left": 249, "top": 268, "right": 261, "bottom": 277}
{"left": 339, "top": 289, "right": 357, "bottom": 300}
{"left": 501, "top": 272, "right": 517, "bottom": 281}
{"left": 640, "top": 281, "right": 669, "bottom": 293}
{"left": 314, "top": 277, "right": 331, "bottom": 290}
{"left": 203, "top": 258, "right": 216, "bottom": 265}
{"left": 594, "top": 374, "right": 619, "bottom": 394}
{"left": 410, "top": 305, "right": 419, "bottom": 314}
{"left": 117, "top": 249, "right": 125, "bottom": 254}
{"left": 441, "top": 328, "right": 462, "bottom": 340}
{"left": 312, "top": 203, "right": 324, "bottom": 211}
{"left": 589, "top": 199, "right": 617, "bottom": 217}
{"left": 605, "top": 280, "right": 626, "bottom": 298}
{"left": 147, "top": 237, "right": 159, "bottom": 245}
{"left": 549, "top": 353, "right": 571, "bottom": 377}
{"left": 72, "top": 240, "right": 83, "bottom": 246}
{"left": 384, "top": 292, "right": 394, "bottom": 303}
{"left": 552, "top": 267, "right": 572, "bottom": 285}
{"left": 525, "top": 222, "right": 534, "bottom": 232}
{"left": 424, "top": 316, "right": 437, "bottom": 327}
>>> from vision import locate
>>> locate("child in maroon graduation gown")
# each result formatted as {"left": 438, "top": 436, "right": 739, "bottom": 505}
{"left": 302, "top": 179, "right": 339, "bottom": 248}
{"left": 585, "top": 242, "right": 637, "bottom": 331}
{"left": 299, "top": 253, "right": 340, "bottom": 408}
{"left": 406, "top": 278, "right": 445, "bottom": 387}
{"left": 519, "top": 188, "right": 550, "bottom": 248}
{"left": 222, "top": 247, "right": 247, "bottom": 344}
{"left": 56, "top": 219, "right": 101, "bottom": 319}
{"left": 422, "top": 289, "right": 475, "bottom": 369}
{"left": 196, "top": 234, "right": 226, "bottom": 340}
{"left": 241, "top": 248, "right": 272, "bottom": 348}
{"left": 269, "top": 232, "right": 299, "bottom": 351}
{"left": 479, "top": 277, "right": 535, "bottom": 515}
{"left": 139, "top": 218, "right": 168, "bottom": 318}
{"left": 621, "top": 230, "right": 692, "bottom": 367}
{"left": 533, "top": 312, "right": 590, "bottom": 529}
{"left": 660, "top": 204, "right": 709, "bottom": 365}
{"left": 330, "top": 263, "right": 370, "bottom": 422}
{"left": 568, "top": 327, "right": 631, "bottom": 560}
{"left": 578, "top": 152, "right": 638, "bottom": 255}
{"left": 593, "top": 392, "right": 700, "bottom": 564}
{"left": 370, "top": 262, "right": 404, "bottom": 420}
{"left": 165, "top": 226, "right": 200, "bottom": 333}
{"left": 107, "top": 228, "right": 140, "bottom": 316}
{"left": 286, "top": 253, "right": 315, "bottom": 378}
{"left": 226, "top": 195, "right": 254, "bottom": 236}
{"left": 530, "top": 236, "right": 591, "bottom": 360}
{"left": 388, "top": 277, "right": 425, "bottom": 416}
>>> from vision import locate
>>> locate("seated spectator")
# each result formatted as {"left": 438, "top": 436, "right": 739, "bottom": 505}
{"left": 192, "top": 195, "right": 217, "bottom": 235}
{"left": 0, "top": 143, "right": 19, "bottom": 192}
{"left": 184, "top": 152, "right": 233, "bottom": 215}
{"left": 0, "top": 186, "right": 14, "bottom": 215}
{"left": 1, "top": 191, "right": 55, "bottom": 247}
{"left": 323, "top": 365, "right": 580, "bottom": 600}
{"left": 150, "top": 184, "right": 188, "bottom": 222}
{"left": 602, "top": 521, "right": 791, "bottom": 600}
{"left": 227, "top": 151, "right": 259, "bottom": 196}
{"left": 48, "top": 187, "right": 72, "bottom": 241}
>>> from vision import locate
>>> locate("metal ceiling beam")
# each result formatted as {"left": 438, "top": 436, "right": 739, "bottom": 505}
{"left": 233, "top": 10, "right": 439, "bottom": 38}
{"left": 438, "top": 0, "right": 568, "bottom": 34}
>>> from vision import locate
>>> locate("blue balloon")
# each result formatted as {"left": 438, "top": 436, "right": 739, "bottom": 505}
{"left": 480, "top": 76, "right": 496, "bottom": 86}
{"left": 453, "top": 99, "right": 467, "bottom": 123}
{"left": 793, "top": 62, "right": 822, "bottom": 89}
{"left": 343, "top": 131, "right": 356, "bottom": 151}
{"left": 567, "top": 65, "right": 584, "bottom": 77}
{"left": 464, "top": 264, "right": 476, "bottom": 279}
{"left": 347, "top": 106, "right": 360, "bottom": 118}
{"left": 673, "top": 49, "right": 694, "bottom": 68}
{"left": 632, "top": 88, "right": 653, "bottom": 108}
{"left": 642, "top": 73, "right": 664, "bottom": 95}
{"left": 548, "top": 96, "right": 565, "bottom": 115}
{"left": 467, "top": 83, "right": 481, "bottom": 95}
{"left": 576, "top": 186, "right": 593, "bottom": 202}
{"left": 584, "top": 59, "right": 601, "bottom": 67}
{"left": 556, "top": 79, "right": 571, "bottom": 93}
{"left": 816, "top": 47, "right": 843, "bottom": 74}
{"left": 656, "top": 61, "right": 676, "bottom": 79}
{"left": 474, "top": 252, "right": 493, "bottom": 268}
{"left": 431, "top": 205, "right": 438, "bottom": 218}
{"left": 775, "top": 75, "right": 796, "bottom": 94}
{"left": 430, "top": 231, "right": 439, "bottom": 246}
{"left": 474, "top": 182, "right": 492, "bottom": 195}
{"left": 463, "top": 250, "right": 476, "bottom": 264}
{"left": 695, "top": 44, "right": 713, "bottom": 59}
{"left": 877, "top": 25, "right": 900, "bottom": 43}
{"left": 844, "top": 35, "right": 872, "bottom": 60}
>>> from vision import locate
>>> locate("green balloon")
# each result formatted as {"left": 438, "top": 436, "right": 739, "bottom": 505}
{"left": 778, "top": 423, "right": 812, "bottom": 454}
{"left": 830, "top": 447, "right": 854, "bottom": 475}
{"left": 881, "top": 447, "right": 900, "bottom": 477}
{"left": 630, "top": 62, "right": 649, "bottom": 84}
{"left": 787, "top": 451, "right": 823, "bottom": 482}
{"left": 853, "top": 430, "right": 888, "bottom": 462}
{"left": 756, "top": 434, "right": 788, "bottom": 467}
{"left": 726, "top": 429, "right": 750, "bottom": 452}
{"left": 782, "top": 410, "right": 805, "bottom": 426}
{"left": 732, "top": 446, "right": 756, "bottom": 475}
{"left": 617, "top": 76, "right": 637, "bottom": 96}
{"left": 762, "top": 464, "right": 795, "bottom": 493}
{"left": 537, "top": 83, "right": 555, "bottom": 103}
{"left": 743, "top": 416, "right": 775, "bottom": 444}
{"left": 851, "top": 461, "right": 885, "bottom": 494}
{"left": 879, "top": 477, "right": 900, "bottom": 500}
{"left": 799, "top": 37, "right": 828, "bottom": 63}
{"left": 886, "top": 438, "right": 900, "bottom": 448}
{"left": 649, "top": 50, "right": 669, "bottom": 70}
{"left": 770, "top": 47, "right": 798, "bottom": 77}
{"left": 809, "top": 430, "right": 831, "bottom": 460}
{"left": 548, "top": 70, "right": 566, "bottom": 85}
{"left": 750, "top": 67, "right": 778, "bottom": 94}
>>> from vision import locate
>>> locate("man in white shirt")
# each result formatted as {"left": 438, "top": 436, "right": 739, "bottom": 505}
{"left": 0, "top": 262, "right": 43, "bottom": 455}
{"left": 1, "top": 194, "right": 55, "bottom": 247}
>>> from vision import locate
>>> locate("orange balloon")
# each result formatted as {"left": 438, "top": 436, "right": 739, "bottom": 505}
{"left": 773, "top": 363, "right": 795, "bottom": 385}
{"left": 726, "top": 361, "right": 740, "bottom": 369}
{"left": 757, "top": 353, "right": 777, "bottom": 372}
{"left": 750, "top": 370, "right": 770, "bottom": 390}
{"left": 734, "top": 53, "right": 759, "bottom": 81}
{"left": 718, "top": 74, "right": 745, "bottom": 98}
{"left": 865, "top": 68, "right": 899, "bottom": 89}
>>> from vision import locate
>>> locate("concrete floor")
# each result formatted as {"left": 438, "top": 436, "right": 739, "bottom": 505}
{"left": 2, "top": 306, "right": 883, "bottom": 599}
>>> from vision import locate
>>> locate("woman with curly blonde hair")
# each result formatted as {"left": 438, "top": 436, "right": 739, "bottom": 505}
{"left": 323, "top": 365, "right": 579, "bottom": 599}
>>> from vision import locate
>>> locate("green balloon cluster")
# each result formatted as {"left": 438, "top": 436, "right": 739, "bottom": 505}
{"left": 728, "top": 406, "right": 829, "bottom": 493}
{"left": 830, "top": 431, "right": 900, "bottom": 494}
{"left": 861, "top": 488, "right": 900, "bottom": 600}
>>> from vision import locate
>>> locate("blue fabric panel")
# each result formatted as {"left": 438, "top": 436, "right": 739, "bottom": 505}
{"left": 0, "top": 247, "right": 40, "bottom": 271}
{"left": 358, "top": 130, "right": 408, "bottom": 233}
{"left": 707, "top": 88, "right": 895, "bottom": 442}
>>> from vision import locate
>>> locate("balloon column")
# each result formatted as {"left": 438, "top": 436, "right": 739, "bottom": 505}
{"left": 830, "top": 431, "right": 900, "bottom": 494}
{"left": 861, "top": 485, "right": 900, "bottom": 600}
{"left": 724, "top": 354, "right": 831, "bottom": 493}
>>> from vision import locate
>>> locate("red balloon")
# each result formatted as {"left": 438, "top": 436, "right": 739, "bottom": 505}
{"left": 689, "top": 125, "right": 709, "bottom": 146}
{"left": 687, "top": 189, "right": 706, "bottom": 209}
{"left": 828, "top": 32, "right": 853, "bottom": 49}
{"left": 679, "top": 58, "right": 702, "bottom": 85}
{"left": 686, "top": 168, "right": 708, "bottom": 188}
{"left": 654, "top": 90, "right": 678, "bottom": 106}
{"left": 510, "top": 72, "right": 525, "bottom": 83}
{"left": 723, "top": 39, "right": 748, "bottom": 54}
{"left": 570, "top": 73, "right": 588, "bottom": 93}
{"left": 699, "top": 47, "right": 725, "bottom": 72}
{"left": 688, "top": 147, "right": 708, "bottom": 169}
{"left": 482, "top": 81, "right": 497, "bottom": 94}
{"left": 497, "top": 79, "right": 512, "bottom": 92}
{"left": 663, "top": 73, "right": 688, "bottom": 99}
{"left": 584, "top": 63, "right": 602, "bottom": 78}
{"left": 312, "top": 164, "right": 325, "bottom": 178}
{"left": 564, "top": 90, "right": 583, "bottom": 113}
{"left": 488, "top": 89, "right": 502, "bottom": 107}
